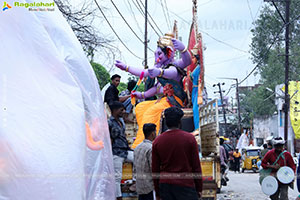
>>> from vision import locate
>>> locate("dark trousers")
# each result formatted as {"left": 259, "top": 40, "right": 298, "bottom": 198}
{"left": 234, "top": 158, "right": 240, "bottom": 172}
{"left": 138, "top": 191, "right": 154, "bottom": 200}
{"left": 159, "top": 183, "right": 199, "bottom": 200}
{"left": 270, "top": 183, "right": 288, "bottom": 200}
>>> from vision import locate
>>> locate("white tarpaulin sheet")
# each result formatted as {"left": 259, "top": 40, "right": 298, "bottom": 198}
{"left": 0, "top": 1, "right": 115, "bottom": 199}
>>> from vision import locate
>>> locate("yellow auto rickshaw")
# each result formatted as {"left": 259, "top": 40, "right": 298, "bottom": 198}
{"left": 241, "top": 146, "right": 262, "bottom": 173}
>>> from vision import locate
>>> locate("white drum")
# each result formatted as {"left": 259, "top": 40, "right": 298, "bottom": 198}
{"left": 277, "top": 166, "right": 294, "bottom": 184}
{"left": 261, "top": 176, "right": 278, "bottom": 196}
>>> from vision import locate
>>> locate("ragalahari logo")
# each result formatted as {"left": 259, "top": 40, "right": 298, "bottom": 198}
{"left": 3, "top": 2, "right": 12, "bottom": 11}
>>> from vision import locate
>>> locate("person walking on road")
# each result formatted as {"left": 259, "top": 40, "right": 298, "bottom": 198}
{"left": 134, "top": 123, "right": 156, "bottom": 200}
{"left": 261, "top": 137, "right": 296, "bottom": 200}
{"left": 152, "top": 107, "right": 202, "bottom": 200}
{"left": 233, "top": 149, "right": 241, "bottom": 173}
{"left": 220, "top": 138, "right": 228, "bottom": 186}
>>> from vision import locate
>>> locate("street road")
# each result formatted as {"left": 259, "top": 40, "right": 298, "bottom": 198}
{"left": 217, "top": 171, "right": 299, "bottom": 200}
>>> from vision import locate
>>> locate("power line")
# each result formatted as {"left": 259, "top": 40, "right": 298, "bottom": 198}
{"left": 202, "top": 32, "right": 248, "bottom": 53}
{"left": 137, "top": 0, "right": 164, "bottom": 35}
{"left": 199, "top": 0, "right": 214, "bottom": 6}
{"left": 169, "top": 10, "right": 249, "bottom": 54}
{"left": 132, "top": 0, "right": 162, "bottom": 36}
{"left": 163, "top": 0, "right": 172, "bottom": 29}
{"left": 239, "top": 1, "right": 263, "bottom": 49}
{"left": 246, "top": 0, "right": 254, "bottom": 21}
{"left": 239, "top": 13, "right": 300, "bottom": 85}
{"left": 159, "top": 0, "right": 171, "bottom": 30}
{"left": 94, "top": 0, "right": 143, "bottom": 60}
{"left": 124, "top": 0, "right": 144, "bottom": 35}
{"left": 225, "top": 84, "right": 236, "bottom": 96}
{"left": 229, "top": 1, "right": 262, "bottom": 80}
{"left": 110, "top": 0, "right": 154, "bottom": 53}
{"left": 206, "top": 55, "right": 247, "bottom": 66}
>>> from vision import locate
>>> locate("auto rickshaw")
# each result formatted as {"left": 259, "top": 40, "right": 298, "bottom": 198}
{"left": 241, "top": 146, "right": 262, "bottom": 173}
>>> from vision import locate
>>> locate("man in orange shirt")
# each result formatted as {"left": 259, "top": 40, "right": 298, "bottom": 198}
{"left": 233, "top": 149, "right": 241, "bottom": 173}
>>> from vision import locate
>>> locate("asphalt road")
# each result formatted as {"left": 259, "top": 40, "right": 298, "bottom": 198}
{"left": 217, "top": 171, "right": 299, "bottom": 200}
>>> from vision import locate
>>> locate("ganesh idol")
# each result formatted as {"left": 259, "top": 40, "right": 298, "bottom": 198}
{"left": 115, "top": 33, "right": 191, "bottom": 148}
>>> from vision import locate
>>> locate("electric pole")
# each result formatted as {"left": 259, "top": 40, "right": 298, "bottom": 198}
{"left": 263, "top": 0, "right": 291, "bottom": 151}
{"left": 235, "top": 79, "right": 241, "bottom": 136}
{"left": 144, "top": 0, "right": 148, "bottom": 69}
{"left": 217, "top": 77, "right": 242, "bottom": 136}
{"left": 284, "top": 0, "right": 290, "bottom": 149}
{"left": 213, "top": 83, "right": 228, "bottom": 137}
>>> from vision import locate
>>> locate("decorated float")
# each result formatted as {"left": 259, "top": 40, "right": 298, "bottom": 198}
{"left": 112, "top": 0, "right": 222, "bottom": 199}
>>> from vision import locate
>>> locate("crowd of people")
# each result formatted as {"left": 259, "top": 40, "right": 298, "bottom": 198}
{"left": 103, "top": 73, "right": 300, "bottom": 200}
{"left": 219, "top": 134, "right": 298, "bottom": 200}
{"left": 103, "top": 74, "right": 203, "bottom": 200}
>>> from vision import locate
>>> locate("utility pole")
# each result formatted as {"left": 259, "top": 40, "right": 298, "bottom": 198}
{"left": 144, "top": 0, "right": 148, "bottom": 69}
{"left": 235, "top": 79, "right": 242, "bottom": 136}
{"left": 217, "top": 77, "right": 242, "bottom": 136}
{"left": 284, "top": 0, "right": 290, "bottom": 149}
{"left": 264, "top": 0, "right": 291, "bottom": 150}
{"left": 214, "top": 83, "right": 228, "bottom": 137}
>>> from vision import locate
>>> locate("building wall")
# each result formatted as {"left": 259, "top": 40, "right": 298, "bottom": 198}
{"left": 253, "top": 115, "right": 278, "bottom": 145}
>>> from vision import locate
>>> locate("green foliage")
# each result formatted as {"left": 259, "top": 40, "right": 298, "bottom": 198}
{"left": 127, "top": 74, "right": 145, "bottom": 92}
{"left": 90, "top": 62, "right": 110, "bottom": 89}
{"left": 117, "top": 82, "right": 127, "bottom": 93}
{"left": 240, "top": 86, "right": 276, "bottom": 125}
{"left": 137, "top": 82, "right": 145, "bottom": 92}
{"left": 240, "top": 2, "right": 300, "bottom": 123}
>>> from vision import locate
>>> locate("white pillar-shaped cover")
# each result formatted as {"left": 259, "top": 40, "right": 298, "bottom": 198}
{"left": 0, "top": 1, "right": 115, "bottom": 199}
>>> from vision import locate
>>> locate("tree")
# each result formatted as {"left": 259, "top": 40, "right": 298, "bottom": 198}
{"left": 55, "top": 0, "right": 120, "bottom": 63}
{"left": 90, "top": 62, "right": 110, "bottom": 89}
{"left": 240, "top": 2, "right": 300, "bottom": 120}
{"left": 240, "top": 86, "right": 277, "bottom": 126}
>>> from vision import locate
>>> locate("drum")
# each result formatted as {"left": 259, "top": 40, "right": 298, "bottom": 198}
{"left": 277, "top": 166, "right": 294, "bottom": 184}
{"left": 261, "top": 176, "right": 278, "bottom": 196}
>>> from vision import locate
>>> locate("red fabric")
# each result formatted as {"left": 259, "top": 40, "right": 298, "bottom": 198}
{"left": 166, "top": 47, "right": 173, "bottom": 58}
{"left": 152, "top": 129, "right": 202, "bottom": 197}
{"left": 163, "top": 84, "right": 174, "bottom": 97}
{"left": 183, "top": 22, "right": 197, "bottom": 94}
{"left": 183, "top": 22, "right": 205, "bottom": 95}
{"left": 261, "top": 149, "right": 296, "bottom": 173}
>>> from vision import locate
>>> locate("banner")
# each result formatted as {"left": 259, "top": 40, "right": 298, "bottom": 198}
{"left": 283, "top": 81, "right": 300, "bottom": 139}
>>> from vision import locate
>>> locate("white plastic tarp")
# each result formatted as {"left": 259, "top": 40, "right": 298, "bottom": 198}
{"left": 0, "top": 1, "right": 115, "bottom": 199}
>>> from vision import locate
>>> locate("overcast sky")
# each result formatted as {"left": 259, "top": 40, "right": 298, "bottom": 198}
{"left": 75, "top": 0, "right": 265, "bottom": 100}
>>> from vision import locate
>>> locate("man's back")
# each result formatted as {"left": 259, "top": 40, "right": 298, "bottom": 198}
{"left": 134, "top": 140, "right": 153, "bottom": 195}
{"left": 152, "top": 129, "right": 202, "bottom": 191}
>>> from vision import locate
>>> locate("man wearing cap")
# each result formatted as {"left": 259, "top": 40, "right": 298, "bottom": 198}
{"left": 152, "top": 107, "right": 202, "bottom": 200}
{"left": 261, "top": 137, "right": 296, "bottom": 200}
